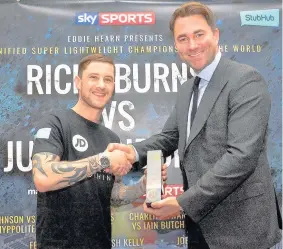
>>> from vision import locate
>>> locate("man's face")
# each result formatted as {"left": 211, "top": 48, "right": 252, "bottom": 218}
{"left": 174, "top": 15, "right": 219, "bottom": 72}
{"left": 76, "top": 62, "right": 115, "bottom": 110}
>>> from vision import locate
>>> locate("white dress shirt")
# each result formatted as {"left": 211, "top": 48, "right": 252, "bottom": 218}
{"left": 186, "top": 51, "right": 222, "bottom": 142}
{"left": 134, "top": 51, "right": 222, "bottom": 161}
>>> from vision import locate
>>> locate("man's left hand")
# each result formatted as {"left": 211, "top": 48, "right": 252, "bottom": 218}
{"left": 143, "top": 164, "right": 167, "bottom": 185}
{"left": 143, "top": 197, "right": 181, "bottom": 220}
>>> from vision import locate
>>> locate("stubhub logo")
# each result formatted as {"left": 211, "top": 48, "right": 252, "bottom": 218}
{"left": 75, "top": 12, "right": 155, "bottom": 25}
{"left": 240, "top": 9, "right": 279, "bottom": 27}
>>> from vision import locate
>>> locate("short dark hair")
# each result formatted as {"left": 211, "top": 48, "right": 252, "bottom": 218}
{"left": 78, "top": 54, "right": 115, "bottom": 78}
{"left": 169, "top": 1, "right": 216, "bottom": 33}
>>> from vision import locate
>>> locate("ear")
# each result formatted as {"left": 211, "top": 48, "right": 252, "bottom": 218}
{"left": 213, "top": 28, "right": 220, "bottom": 43}
{"left": 74, "top": 75, "right": 81, "bottom": 91}
{"left": 174, "top": 42, "right": 178, "bottom": 52}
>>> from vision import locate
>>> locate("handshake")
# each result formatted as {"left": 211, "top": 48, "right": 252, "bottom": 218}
{"left": 102, "top": 143, "right": 136, "bottom": 176}
{"left": 105, "top": 143, "right": 170, "bottom": 218}
{"left": 102, "top": 143, "right": 167, "bottom": 183}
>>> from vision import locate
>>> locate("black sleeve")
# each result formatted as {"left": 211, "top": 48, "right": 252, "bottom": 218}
{"left": 132, "top": 103, "right": 179, "bottom": 169}
{"left": 32, "top": 114, "right": 64, "bottom": 158}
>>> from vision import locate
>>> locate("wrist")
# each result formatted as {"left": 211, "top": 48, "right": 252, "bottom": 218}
{"left": 179, "top": 205, "right": 186, "bottom": 216}
{"left": 128, "top": 144, "right": 137, "bottom": 163}
{"left": 87, "top": 155, "right": 99, "bottom": 178}
{"left": 98, "top": 152, "right": 111, "bottom": 170}
{"left": 142, "top": 175, "right": 146, "bottom": 185}
{"left": 139, "top": 175, "right": 146, "bottom": 194}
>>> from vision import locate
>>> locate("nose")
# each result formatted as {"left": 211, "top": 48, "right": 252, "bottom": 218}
{"left": 188, "top": 38, "right": 198, "bottom": 50}
{"left": 97, "top": 78, "right": 105, "bottom": 89}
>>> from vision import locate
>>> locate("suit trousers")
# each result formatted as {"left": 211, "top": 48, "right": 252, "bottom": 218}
{"left": 180, "top": 163, "right": 210, "bottom": 249}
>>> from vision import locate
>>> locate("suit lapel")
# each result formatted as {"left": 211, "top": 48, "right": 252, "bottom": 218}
{"left": 179, "top": 79, "right": 194, "bottom": 161}
{"left": 185, "top": 57, "right": 230, "bottom": 151}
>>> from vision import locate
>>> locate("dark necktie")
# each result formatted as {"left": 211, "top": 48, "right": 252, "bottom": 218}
{"left": 190, "top": 76, "right": 201, "bottom": 128}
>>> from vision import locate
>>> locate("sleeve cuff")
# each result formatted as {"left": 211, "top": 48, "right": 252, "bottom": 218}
{"left": 132, "top": 146, "right": 139, "bottom": 162}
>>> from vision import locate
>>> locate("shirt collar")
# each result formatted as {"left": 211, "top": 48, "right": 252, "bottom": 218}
{"left": 190, "top": 50, "right": 222, "bottom": 82}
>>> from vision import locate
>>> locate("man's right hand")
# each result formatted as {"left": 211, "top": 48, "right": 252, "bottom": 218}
{"left": 107, "top": 143, "right": 136, "bottom": 164}
{"left": 103, "top": 149, "right": 132, "bottom": 176}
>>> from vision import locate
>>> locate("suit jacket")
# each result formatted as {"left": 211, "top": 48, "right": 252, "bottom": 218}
{"left": 133, "top": 57, "right": 282, "bottom": 249}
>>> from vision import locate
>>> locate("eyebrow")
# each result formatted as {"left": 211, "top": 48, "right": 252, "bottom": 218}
{"left": 87, "top": 73, "right": 99, "bottom": 76}
{"left": 193, "top": 29, "right": 205, "bottom": 34}
{"left": 87, "top": 73, "right": 114, "bottom": 79}
{"left": 177, "top": 29, "right": 205, "bottom": 38}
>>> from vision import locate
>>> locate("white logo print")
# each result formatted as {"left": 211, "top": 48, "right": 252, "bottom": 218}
{"left": 72, "top": 135, "right": 88, "bottom": 152}
{"left": 35, "top": 128, "right": 51, "bottom": 139}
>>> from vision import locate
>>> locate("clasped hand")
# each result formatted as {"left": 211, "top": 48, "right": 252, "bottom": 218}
{"left": 103, "top": 144, "right": 133, "bottom": 176}
{"left": 107, "top": 143, "right": 177, "bottom": 220}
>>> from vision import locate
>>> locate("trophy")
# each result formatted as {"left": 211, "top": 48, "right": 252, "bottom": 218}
{"left": 146, "top": 150, "right": 164, "bottom": 207}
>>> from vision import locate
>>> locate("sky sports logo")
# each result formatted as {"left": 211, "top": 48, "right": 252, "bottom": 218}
{"left": 75, "top": 12, "right": 155, "bottom": 25}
